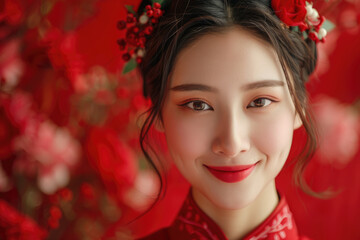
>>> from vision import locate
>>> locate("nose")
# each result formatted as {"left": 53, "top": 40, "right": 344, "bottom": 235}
{"left": 211, "top": 111, "right": 250, "bottom": 158}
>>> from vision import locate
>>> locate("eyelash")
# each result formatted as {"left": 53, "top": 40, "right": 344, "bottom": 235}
{"left": 180, "top": 99, "right": 214, "bottom": 111}
{"left": 246, "top": 98, "right": 276, "bottom": 109}
{"left": 180, "top": 97, "right": 277, "bottom": 111}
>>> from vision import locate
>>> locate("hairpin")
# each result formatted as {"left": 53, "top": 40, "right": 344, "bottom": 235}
{"left": 117, "top": 1, "right": 334, "bottom": 74}
{"left": 117, "top": 1, "right": 164, "bottom": 74}
{"left": 271, "top": 0, "right": 334, "bottom": 43}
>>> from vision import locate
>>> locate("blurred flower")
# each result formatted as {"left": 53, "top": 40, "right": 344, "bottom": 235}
{"left": 37, "top": 163, "right": 71, "bottom": 194}
{"left": 58, "top": 187, "right": 73, "bottom": 202}
{"left": 3, "top": 91, "right": 81, "bottom": 194}
{"left": 85, "top": 127, "right": 137, "bottom": 205}
{"left": 0, "top": 39, "right": 24, "bottom": 92}
{"left": 40, "top": 28, "right": 84, "bottom": 89}
{"left": 0, "top": 0, "right": 24, "bottom": 40}
{"left": 0, "top": 107, "right": 17, "bottom": 160}
{"left": 338, "top": 6, "right": 360, "bottom": 34}
{"left": 131, "top": 93, "right": 151, "bottom": 111}
{"left": 0, "top": 0, "right": 158, "bottom": 238}
{"left": 4, "top": 91, "right": 34, "bottom": 130}
{"left": 0, "top": 163, "right": 11, "bottom": 192}
{"left": 94, "top": 89, "right": 116, "bottom": 105}
{"left": 21, "top": 28, "right": 52, "bottom": 68}
{"left": 0, "top": 0, "right": 23, "bottom": 24}
{"left": 73, "top": 66, "right": 120, "bottom": 125}
{"left": 47, "top": 206, "right": 62, "bottom": 229}
{"left": 123, "top": 169, "right": 159, "bottom": 211}
{"left": 0, "top": 199, "right": 47, "bottom": 239}
{"left": 312, "top": 95, "right": 360, "bottom": 168}
{"left": 80, "top": 182, "right": 96, "bottom": 202}
{"left": 14, "top": 120, "right": 81, "bottom": 194}
{"left": 116, "top": 86, "right": 130, "bottom": 99}
{"left": 75, "top": 66, "right": 110, "bottom": 94}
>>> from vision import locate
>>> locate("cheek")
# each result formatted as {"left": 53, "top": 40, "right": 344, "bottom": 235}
{"left": 252, "top": 111, "right": 295, "bottom": 158}
{"left": 162, "top": 108, "right": 211, "bottom": 162}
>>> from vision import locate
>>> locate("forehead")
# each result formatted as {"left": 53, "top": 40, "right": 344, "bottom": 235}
{"left": 170, "top": 27, "right": 286, "bottom": 88}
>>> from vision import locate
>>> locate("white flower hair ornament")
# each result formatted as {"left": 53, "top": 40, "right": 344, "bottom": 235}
{"left": 271, "top": 0, "right": 335, "bottom": 43}
{"left": 117, "top": 0, "right": 335, "bottom": 74}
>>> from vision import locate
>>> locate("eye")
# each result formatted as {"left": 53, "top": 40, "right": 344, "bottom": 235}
{"left": 247, "top": 98, "right": 274, "bottom": 108}
{"left": 182, "top": 100, "right": 213, "bottom": 111}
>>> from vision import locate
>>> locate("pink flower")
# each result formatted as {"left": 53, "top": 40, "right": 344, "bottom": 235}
{"left": 0, "top": 39, "right": 24, "bottom": 92}
{"left": 19, "top": 120, "right": 80, "bottom": 194}
{"left": 123, "top": 170, "right": 159, "bottom": 211}
{"left": 3, "top": 91, "right": 34, "bottom": 131}
{"left": 312, "top": 95, "right": 359, "bottom": 168}
{"left": 4, "top": 92, "right": 81, "bottom": 194}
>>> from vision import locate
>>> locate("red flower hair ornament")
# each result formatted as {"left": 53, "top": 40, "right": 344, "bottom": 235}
{"left": 117, "top": 1, "right": 164, "bottom": 74}
{"left": 272, "top": 0, "right": 331, "bottom": 43}
{"left": 118, "top": 0, "right": 333, "bottom": 74}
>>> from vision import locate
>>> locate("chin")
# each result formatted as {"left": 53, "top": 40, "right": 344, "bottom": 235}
{"left": 195, "top": 183, "right": 262, "bottom": 211}
{"left": 211, "top": 190, "right": 260, "bottom": 210}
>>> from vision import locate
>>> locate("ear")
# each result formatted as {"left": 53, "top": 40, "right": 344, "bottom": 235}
{"left": 293, "top": 112, "right": 303, "bottom": 130}
{"left": 154, "top": 116, "right": 165, "bottom": 132}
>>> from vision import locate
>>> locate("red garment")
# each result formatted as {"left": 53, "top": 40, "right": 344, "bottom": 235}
{"left": 139, "top": 190, "right": 310, "bottom": 240}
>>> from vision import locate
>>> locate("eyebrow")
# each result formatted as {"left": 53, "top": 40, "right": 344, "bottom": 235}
{"left": 170, "top": 80, "right": 285, "bottom": 92}
{"left": 242, "top": 80, "right": 285, "bottom": 90}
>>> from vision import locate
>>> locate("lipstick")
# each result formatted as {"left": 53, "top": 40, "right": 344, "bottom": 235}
{"left": 205, "top": 164, "right": 256, "bottom": 183}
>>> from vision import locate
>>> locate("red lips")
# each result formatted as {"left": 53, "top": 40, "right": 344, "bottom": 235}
{"left": 205, "top": 163, "right": 256, "bottom": 183}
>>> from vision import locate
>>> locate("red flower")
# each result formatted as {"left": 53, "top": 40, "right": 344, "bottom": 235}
{"left": 0, "top": 199, "right": 47, "bottom": 239}
{"left": 40, "top": 28, "right": 84, "bottom": 88}
{"left": 47, "top": 206, "right": 62, "bottom": 229}
{"left": 49, "top": 206, "right": 62, "bottom": 220}
{"left": 80, "top": 182, "right": 96, "bottom": 201}
{"left": 308, "top": 31, "right": 319, "bottom": 43}
{"left": 0, "top": 0, "right": 24, "bottom": 40}
{"left": 58, "top": 188, "right": 73, "bottom": 202}
{"left": 271, "top": 0, "right": 308, "bottom": 28}
{"left": 85, "top": 127, "right": 137, "bottom": 204}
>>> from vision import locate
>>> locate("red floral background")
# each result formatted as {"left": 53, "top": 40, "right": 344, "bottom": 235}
{"left": 0, "top": 0, "right": 359, "bottom": 239}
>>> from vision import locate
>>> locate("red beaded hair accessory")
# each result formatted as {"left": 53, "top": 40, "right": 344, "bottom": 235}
{"left": 117, "top": 1, "right": 164, "bottom": 74}
{"left": 117, "top": 0, "right": 334, "bottom": 74}
{"left": 271, "top": 0, "right": 334, "bottom": 43}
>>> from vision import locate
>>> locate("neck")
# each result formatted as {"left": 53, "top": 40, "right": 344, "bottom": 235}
{"left": 192, "top": 181, "right": 279, "bottom": 240}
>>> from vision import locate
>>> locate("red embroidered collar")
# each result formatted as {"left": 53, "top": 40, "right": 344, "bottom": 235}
{"left": 140, "top": 189, "right": 309, "bottom": 240}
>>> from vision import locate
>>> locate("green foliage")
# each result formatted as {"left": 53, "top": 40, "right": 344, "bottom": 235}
{"left": 125, "top": 5, "right": 136, "bottom": 14}
{"left": 152, "top": 0, "right": 164, "bottom": 5}
{"left": 322, "top": 19, "right": 336, "bottom": 33}
{"left": 122, "top": 58, "right": 137, "bottom": 74}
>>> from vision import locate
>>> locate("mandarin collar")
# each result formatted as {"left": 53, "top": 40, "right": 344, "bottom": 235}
{"left": 168, "top": 189, "right": 302, "bottom": 240}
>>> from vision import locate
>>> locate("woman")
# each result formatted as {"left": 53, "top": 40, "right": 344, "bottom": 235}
{"left": 118, "top": 0, "right": 326, "bottom": 239}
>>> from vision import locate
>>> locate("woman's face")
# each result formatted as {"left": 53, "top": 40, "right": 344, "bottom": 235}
{"left": 159, "top": 27, "right": 302, "bottom": 210}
